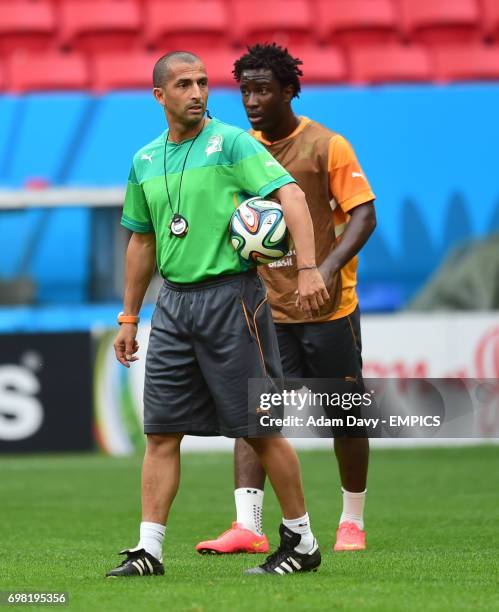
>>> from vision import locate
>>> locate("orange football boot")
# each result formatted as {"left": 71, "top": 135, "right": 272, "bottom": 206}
{"left": 333, "top": 521, "right": 366, "bottom": 551}
{"left": 196, "top": 522, "right": 269, "bottom": 554}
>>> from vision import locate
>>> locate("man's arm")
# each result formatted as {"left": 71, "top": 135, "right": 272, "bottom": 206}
{"left": 273, "top": 182, "right": 330, "bottom": 317}
{"left": 319, "top": 201, "right": 376, "bottom": 288}
{"left": 114, "top": 231, "right": 156, "bottom": 367}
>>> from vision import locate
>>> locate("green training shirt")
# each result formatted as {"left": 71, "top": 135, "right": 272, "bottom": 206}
{"left": 121, "top": 118, "right": 294, "bottom": 283}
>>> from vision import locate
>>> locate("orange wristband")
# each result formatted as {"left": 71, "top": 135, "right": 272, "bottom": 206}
{"left": 117, "top": 312, "right": 140, "bottom": 325}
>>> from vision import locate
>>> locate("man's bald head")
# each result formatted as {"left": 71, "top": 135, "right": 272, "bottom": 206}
{"left": 153, "top": 51, "right": 202, "bottom": 88}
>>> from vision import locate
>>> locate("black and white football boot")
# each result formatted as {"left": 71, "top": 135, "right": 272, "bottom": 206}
{"left": 106, "top": 548, "right": 164, "bottom": 577}
{"left": 245, "top": 524, "right": 321, "bottom": 575}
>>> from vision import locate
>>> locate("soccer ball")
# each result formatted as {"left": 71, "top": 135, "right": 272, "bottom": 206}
{"left": 230, "top": 197, "right": 290, "bottom": 265}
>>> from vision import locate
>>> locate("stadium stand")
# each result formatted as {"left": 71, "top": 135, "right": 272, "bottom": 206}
{"left": 316, "top": 0, "right": 401, "bottom": 47}
{"left": 481, "top": 0, "right": 499, "bottom": 40}
{"left": 433, "top": 44, "right": 499, "bottom": 82}
{"left": 144, "top": 0, "right": 229, "bottom": 51}
{"left": 398, "top": 0, "right": 481, "bottom": 46}
{"left": 198, "top": 49, "right": 242, "bottom": 86}
{"left": 1, "top": 0, "right": 499, "bottom": 309}
{"left": 231, "top": 0, "right": 313, "bottom": 47}
{"left": 6, "top": 52, "right": 89, "bottom": 92}
{"left": 92, "top": 48, "right": 241, "bottom": 91}
{"left": 64, "top": 92, "right": 162, "bottom": 185}
{"left": 349, "top": 44, "right": 433, "bottom": 84}
{"left": 0, "top": 0, "right": 498, "bottom": 88}
{"left": 0, "top": 0, "right": 56, "bottom": 53}
{"left": 92, "top": 51, "right": 157, "bottom": 91}
{"left": 0, "top": 92, "right": 91, "bottom": 186}
{"left": 92, "top": 45, "right": 346, "bottom": 90}
{"left": 2, "top": 83, "right": 498, "bottom": 307}
{"left": 58, "top": 0, "right": 143, "bottom": 53}
{"left": 291, "top": 45, "right": 347, "bottom": 83}
{"left": 3, "top": 207, "right": 92, "bottom": 303}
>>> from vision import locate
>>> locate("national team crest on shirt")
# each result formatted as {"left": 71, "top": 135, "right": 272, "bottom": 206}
{"left": 205, "top": 134, "right": 223, "bottom": 156}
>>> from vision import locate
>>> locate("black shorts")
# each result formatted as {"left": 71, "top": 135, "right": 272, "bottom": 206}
{"left": 276, "top": 306, "right": 366, "bottom": 437}
{"left": 143, "top": 271, "right": 282, "bottom": 438}
{"left": 275, "top": 306, "right": 363, "bottom": 380}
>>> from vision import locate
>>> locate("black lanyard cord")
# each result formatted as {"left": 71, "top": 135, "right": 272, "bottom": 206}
{"left": 163, "top": 121, "right": 205, "bottom": 218}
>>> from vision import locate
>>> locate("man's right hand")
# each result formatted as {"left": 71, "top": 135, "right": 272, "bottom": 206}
{"left": 296, "top": 267, "right": 330, "bottom": 318}
{"left": 114, "top": 324, "right": 139, "bottom": 368}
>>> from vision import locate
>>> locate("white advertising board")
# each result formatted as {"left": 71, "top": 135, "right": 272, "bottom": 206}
{"left": 93, "top": 314, "right": 499, "bottom": 454}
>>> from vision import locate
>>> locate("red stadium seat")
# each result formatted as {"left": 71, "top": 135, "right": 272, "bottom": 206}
{"left": 231, "top": 0, "right": 313, "bottom": 47}
{"left": 349, "top": 44, "right": 433, "bottom": 84}
{"left": 433, "top": 44, "right": 499, "bottom": 82}
{"left": 292, "top": 45, "right": 348, "bottom": 84}
{"left": 199, "top": 49, "right": 242, "bottom": 86}
{"left": 0, "top": 60, "right": 5, "bottom": 91}
{"left": 92, "top": 48, "right": 250, "bottom": 91}
{"left": 481, "top": 0, "right": 499, "bottom": 40}
{"left": 398, "top": 0, "right": 481, "bottom": 45}
{"left": 316, "top": 0, "right": 401, "bottom": 47}
{"left": 6, "top": 52, "right": 89, "bottom": 92}
{"left": 92, "top": 51, "right": 157, "bottom": 92}
{"left": 144, "top": 0, "right": 228, "bottom": 51}
{"left": 58, "top": 0, "right": 142, "bottom": 53}
{"left": 0, "top": 0, "right": 55, "bottom": 54}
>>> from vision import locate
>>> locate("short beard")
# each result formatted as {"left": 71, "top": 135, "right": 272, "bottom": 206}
{"left": 182, "top": 106, "right": 206, "bottom": 125}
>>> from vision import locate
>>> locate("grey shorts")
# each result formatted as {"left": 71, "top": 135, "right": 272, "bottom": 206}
{"left": 143, "top": 271, "right": 283, "bottom": 438}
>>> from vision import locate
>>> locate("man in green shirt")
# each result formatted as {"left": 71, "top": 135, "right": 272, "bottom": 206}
{"left": 106, "top": 51, "right": 329, "bottom": 577}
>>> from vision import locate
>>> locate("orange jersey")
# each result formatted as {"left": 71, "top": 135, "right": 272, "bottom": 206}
{"left": 252, "top": 116, "right": 375, "bottom": 322}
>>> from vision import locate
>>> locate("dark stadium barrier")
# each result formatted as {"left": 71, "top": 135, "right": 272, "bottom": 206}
{"left": 0, "top": 332, "right": 93, "bottom": 452}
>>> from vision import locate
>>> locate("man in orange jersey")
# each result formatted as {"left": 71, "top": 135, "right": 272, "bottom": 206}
{"left": 196, "top": 43, "right": 376, "bottom": 554}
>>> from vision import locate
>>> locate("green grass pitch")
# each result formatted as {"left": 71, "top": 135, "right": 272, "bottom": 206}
{"left": 2, "top": 446, "right": 498, "bottom": 611}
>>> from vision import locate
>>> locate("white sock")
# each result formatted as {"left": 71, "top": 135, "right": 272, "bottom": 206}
{"left": 235, "top": 488, "right": 264, "bottom": 535}
{"left": 339, "top": 488, "right": 366, "bottom": 530}
{"left": 282, "top": 512, "right": 315, "bottom": 554}
{"left": 137, "top": 521, "right": 165, "bottom": 561}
